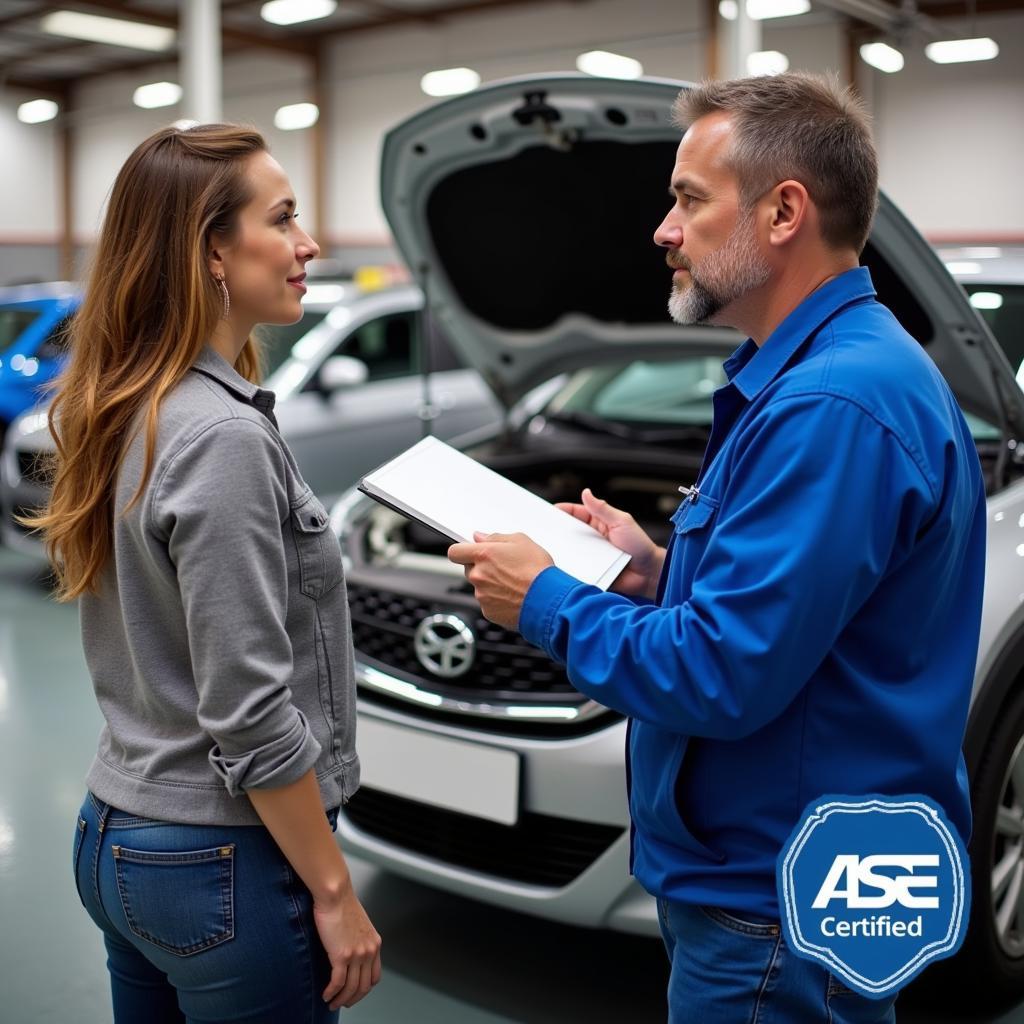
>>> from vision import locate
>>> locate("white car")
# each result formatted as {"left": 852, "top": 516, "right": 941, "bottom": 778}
{"left": 329, "top": 73, "right": 1024, "bottom": 1011}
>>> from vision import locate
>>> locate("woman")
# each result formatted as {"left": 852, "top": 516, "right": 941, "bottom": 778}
{"left": 26, "top": 123, "right": 380, "bottom": 1022}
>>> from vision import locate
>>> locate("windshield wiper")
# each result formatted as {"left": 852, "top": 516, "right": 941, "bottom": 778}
{"left": 544, "top": 410, "right": 710, "bottom": 445}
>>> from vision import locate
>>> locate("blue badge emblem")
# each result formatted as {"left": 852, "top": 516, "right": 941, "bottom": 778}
{"left": 777, "top": 795, "right": 970, "bottom": 998}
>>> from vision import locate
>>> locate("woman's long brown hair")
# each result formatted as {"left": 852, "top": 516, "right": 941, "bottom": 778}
{"left": 20, "top": 123, "right": 267, "bottom": 601}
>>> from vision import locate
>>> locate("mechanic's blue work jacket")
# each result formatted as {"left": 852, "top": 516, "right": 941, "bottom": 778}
{"left": 519, "top": 267, "right": 986, "bottom": 918}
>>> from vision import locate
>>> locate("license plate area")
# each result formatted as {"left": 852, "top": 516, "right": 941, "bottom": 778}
{"left": 356, "top": 718, "right": 521, "bottom": 826}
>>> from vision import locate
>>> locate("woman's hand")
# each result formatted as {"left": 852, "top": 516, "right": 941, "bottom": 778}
{"left": 313, "top": 884, "right": 383, "bottom": 1010}
{"left": 556, "top": 488, "right": 666, "bottom": 599}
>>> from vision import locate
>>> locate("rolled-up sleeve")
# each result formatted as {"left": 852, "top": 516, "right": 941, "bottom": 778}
{"left": 152, "top": 416, "right": 321, "bottom": 795}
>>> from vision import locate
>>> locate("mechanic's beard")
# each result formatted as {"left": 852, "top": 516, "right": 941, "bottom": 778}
{"left": 668, "top": 211, "right": 771, "bottom": 326}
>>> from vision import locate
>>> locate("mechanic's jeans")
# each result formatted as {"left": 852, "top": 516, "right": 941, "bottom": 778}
{"left": 657, "top": 899, "right": 898, "bottom": 1023}
{"left": 73, "top": 792, "right": 341, "bottom": 1024}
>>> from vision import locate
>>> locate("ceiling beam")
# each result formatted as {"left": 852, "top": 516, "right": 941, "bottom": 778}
{"left": 1, "top": 38, "right": 104, "bottom": 76}
{"left": 813, "top": 0, "right": 943, "bottom": 34}
{"left": 923, "top": 0, "right": 1024, "bottom": 15}
{"left": 0, "top": 6, "right": 62, "bottom": 32}
{"left": 56, "top": 0, "right": 315, "bottom": 56}
{"left": 2, "top": 74, "right": 67, "bottom": 99}
{"left": 290, "top": 0, "right": 593, "bottom": 41}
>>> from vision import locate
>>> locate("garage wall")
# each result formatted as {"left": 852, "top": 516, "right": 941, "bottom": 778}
{"left": 322, "top": 0, "right": 706, "bottom": 248}
{"left": 867, "top": 13, "right": 1024, "bottom": 241}
{"left": 69, "top": 52, "right": 315, "bottom": 241}
{"left": 0, "top": 90, "right": 61, "bottom": 284}
{"left": 762, "top": 11, "right": 1024, "bottom": 239}
{"left": 1, "top": 0, "right": 1022, "bottom": 287}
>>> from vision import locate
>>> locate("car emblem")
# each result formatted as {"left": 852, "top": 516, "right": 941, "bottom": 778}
{"left": 413, "top": 613, "right": 476, "bottom": 678}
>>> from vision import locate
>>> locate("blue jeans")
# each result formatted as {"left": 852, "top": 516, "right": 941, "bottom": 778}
{"left": 73, "top": 792, "right": 341, "bottom": 1024}
{"left": 657, "top": 899, "right": 898, "bottom": 1023}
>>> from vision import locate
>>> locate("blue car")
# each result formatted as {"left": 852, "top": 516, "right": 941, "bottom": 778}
{"left": 0, "top": 282, "right": 80, "bottom": 437}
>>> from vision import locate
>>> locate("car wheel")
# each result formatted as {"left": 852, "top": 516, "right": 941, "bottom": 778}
{"left": 927, "top": 683, "right": 1024, "bottom": 1011}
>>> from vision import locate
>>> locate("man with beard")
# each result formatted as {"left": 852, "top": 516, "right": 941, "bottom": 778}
{"left": 449, "top": 72, "right": 984, "bottom": 1023}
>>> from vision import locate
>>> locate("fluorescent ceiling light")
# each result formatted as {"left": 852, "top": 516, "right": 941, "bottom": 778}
{"left": 747, "top": 50, "right": 790, "bottom": 75}
{"left": 261, "top": 0, "right": 337, "bottom": 25}
{"left": 133, "top": 81, "right": 182, "bottom": 109}
{"left": 274, "top": 102, "right": 319, "bottom": 131}
{"left": 925, "top": 37, "right": 998, "bottom": 63}
{"left": 576, "top": 50, "right": 644, "bottom": 79}
{"left": 938, "top": 246, "right": 1002, "bottom": 259}
{"left": 17, "top": 99, "right": 58, "bottom": 124}
{"left": 859, "top": 42, "right": 904, "bottom": 73}
{"left": 746, "top": 0, "right": 810, "bottom": 19}
{"left": 969, "top": 291, "right": 1004, "bottom": 310}
{"left": 719, "top": 0, "right": 739, "bottom": 18}
{"left": 421, "top": 67, "right": 481, "bottom": 97}
{"left": 945, "top": 261, "right": 982, "bottom": 275}
{"left": 41, "top": 10, "right": 174, "bottom": 51}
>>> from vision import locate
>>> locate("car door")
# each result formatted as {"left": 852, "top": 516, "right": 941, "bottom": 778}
{"left": 276, "top": 307, "right": 498, "bottom": 504}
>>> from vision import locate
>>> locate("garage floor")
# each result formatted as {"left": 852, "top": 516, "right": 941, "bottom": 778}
{"left": 1, "top": 544, "right": 1022, "bottom": 1024}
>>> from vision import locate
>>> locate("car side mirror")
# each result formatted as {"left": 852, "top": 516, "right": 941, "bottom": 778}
{"left": 318, "top": 355, "right": 369, "bottom": 393}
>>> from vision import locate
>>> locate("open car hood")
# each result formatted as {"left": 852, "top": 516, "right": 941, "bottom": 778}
{"left": 381, "top": 73, "right": 1024, "bottom": 436}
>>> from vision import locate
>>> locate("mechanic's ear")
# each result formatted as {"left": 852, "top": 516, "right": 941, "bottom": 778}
{"left": 766, "top": 180, "right": 810, "bottom": 248}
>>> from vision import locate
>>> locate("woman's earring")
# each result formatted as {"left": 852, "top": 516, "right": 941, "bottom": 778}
{"left": 216, "top": 276, "right": 230, "bottom": 318}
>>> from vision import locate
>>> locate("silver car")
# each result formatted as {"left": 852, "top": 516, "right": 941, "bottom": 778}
{"left": 0, "top": 281, "right": 500, "bottom": 554}
{"left": 329, "top": 74, "right": 1024, "bottom": 1010}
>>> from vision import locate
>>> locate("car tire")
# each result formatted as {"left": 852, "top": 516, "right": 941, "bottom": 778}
{"left": 923, "top": 682, "right": 1024, "bottom": 1011}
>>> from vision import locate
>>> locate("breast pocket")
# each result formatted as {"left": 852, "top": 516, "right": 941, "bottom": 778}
{"left": 291, "top": 491, "right": 343, "bottom": 600}
{"left": 671, "top": 492, "right": 720, "bottom": 535}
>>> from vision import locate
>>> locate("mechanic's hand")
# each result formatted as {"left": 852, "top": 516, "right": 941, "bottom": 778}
{"left": 313, "top": 885, "right": 382, "bottom": 1010}
{"left": 556, "top": 488, "right": 665, "bottom": 599}
{"left": 447, "top": 532, "right": 555, "bottom": 630}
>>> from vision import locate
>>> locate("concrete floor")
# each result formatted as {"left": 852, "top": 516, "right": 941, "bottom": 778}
{"left": 1, "top": 543, "right": 1023, "bottom": 1024}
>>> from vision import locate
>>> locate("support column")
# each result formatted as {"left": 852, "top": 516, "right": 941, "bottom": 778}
{"left": 312, "top": 46, "right": 327, "bottom": 252}
{"left": 58, "top": 84, "right": 74, "bottom": 281}
{"left": 181, "top": 0, "right": 221, "bottom": 123}
{"left": 720, "top": 0, "right": 763, "bottom": 79}
{"left": 706, "top": 0, "right": 721, "bottom": 78}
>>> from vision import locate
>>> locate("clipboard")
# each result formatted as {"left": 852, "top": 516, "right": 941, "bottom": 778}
{"left": 358, "top": 436, "right": 631, "bottom": 590}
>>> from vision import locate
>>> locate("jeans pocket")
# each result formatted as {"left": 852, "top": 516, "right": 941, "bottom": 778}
{"left": 699, "top": 905, "right": 780, "bottom": 938}
{"left": 71, "top": 816, "right": 87, "bottom": 907}
{"left": 112, "top": 843, "right": 235, "bottom": 957}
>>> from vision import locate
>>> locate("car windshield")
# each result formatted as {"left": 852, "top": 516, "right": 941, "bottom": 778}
{"left": 546, "top": 357, "right": 727, "bottom": 429}
{"left": 256, "top": 309, "right": 330, "bottom": 377}
{"left": 543, "top": 353, "right": 1004, "bottom": 445}
{"left": 0, "top": 307, "right": 43, "bottom": 353}
{"left": 964, "top": 283, "right": 1024, "bottom": 385}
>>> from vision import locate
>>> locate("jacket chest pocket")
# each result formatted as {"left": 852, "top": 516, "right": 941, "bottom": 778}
{"left": 291, "top": 492, "right": 343, "bottom": 600}
{"left": 670, "top": 491, "right": 720, "bottom": 535}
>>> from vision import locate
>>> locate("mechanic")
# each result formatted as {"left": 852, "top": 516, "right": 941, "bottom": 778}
{"left": 448, "top": 72, "right": 985, "bottom": 1023}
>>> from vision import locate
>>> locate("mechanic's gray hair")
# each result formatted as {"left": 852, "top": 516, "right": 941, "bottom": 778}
{"left": 673, "top": 72, "right": 878, "bottom": 254}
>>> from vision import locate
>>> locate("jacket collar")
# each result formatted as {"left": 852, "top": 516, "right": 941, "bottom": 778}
{"left": 191, "top": 345, "right": 278, "bottom": 423}
{"left": 727, "top": 266, "right": 876, "bottom": 401}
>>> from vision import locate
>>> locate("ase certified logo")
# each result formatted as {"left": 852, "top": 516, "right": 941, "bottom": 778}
{"left": 777, "top": 795, "right": 969, "bottom": 999}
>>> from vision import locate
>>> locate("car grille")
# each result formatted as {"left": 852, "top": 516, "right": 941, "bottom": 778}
{"left": 342, "top": 786, "right": 625, "bottom": 887}
{"left": 17, "top": 450, "right": 55, "bottom": 486}
{"left": 347, "top": 581, "right": 578, "bottom": 700}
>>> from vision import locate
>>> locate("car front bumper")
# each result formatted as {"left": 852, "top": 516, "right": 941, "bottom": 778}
{"left": 338, "top": 674, "right": 659, "bottom": 936}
